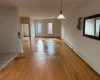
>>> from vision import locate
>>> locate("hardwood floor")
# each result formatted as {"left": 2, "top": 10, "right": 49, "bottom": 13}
{"left": 0, "top": 38, "right": 100, "bottom": 80}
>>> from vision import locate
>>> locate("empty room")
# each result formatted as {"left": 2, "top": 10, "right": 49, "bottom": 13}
{"left": 0, "top": 0, "right": 100, "bottom": 80}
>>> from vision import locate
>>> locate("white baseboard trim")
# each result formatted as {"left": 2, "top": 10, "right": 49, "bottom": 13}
{"left": 61, "top": 38, "right": 100, "bottom": 75}
{"left": 0, "top": 52, "right": 19, "bottom": 71}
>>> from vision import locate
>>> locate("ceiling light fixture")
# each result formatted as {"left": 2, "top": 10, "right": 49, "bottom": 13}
{"left": 57, "top": 0, "right": 65, "bottom": 19}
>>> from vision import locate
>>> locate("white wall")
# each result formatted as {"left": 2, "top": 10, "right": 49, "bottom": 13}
{"left": 35, "top": 19, "right": 61, "bottom": 37}
{"left": 61, "top": 0, "right": 100, "bottom": 75}
{"left": 0, "top": 7, "right": 22, "bottom": 53}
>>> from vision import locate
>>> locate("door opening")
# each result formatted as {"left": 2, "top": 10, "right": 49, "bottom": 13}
{"left": 21, "top": 24, "right": 30, "bottom": 44}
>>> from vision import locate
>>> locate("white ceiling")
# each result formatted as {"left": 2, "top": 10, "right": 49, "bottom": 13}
{"left": 0, "top": 0, "right": 87, "bottom": 19}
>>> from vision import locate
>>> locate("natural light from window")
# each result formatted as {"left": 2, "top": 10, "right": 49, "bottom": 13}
{"left": 48, "top": 23, "right": 53, "bottom": 34}
{"left": 38, "top": 23, "right": 42, "bottom": 33}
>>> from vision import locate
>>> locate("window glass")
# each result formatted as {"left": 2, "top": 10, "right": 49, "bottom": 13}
{"left": 48, "top": 23, "right": 53, "bottom": 34}
{"left": 38, "top": 23, "right": 42, "bottom": 33}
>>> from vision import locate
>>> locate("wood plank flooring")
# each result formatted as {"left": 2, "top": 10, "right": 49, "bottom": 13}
{"left": 0, "top": 38, "right": 100, "bottom": 80}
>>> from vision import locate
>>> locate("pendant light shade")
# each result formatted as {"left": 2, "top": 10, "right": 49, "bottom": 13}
{"left": 57, "top": 0, "right": 65, "bottom": 19}
{"left": 57, "top": 10, "right": 65, "bottom": 19}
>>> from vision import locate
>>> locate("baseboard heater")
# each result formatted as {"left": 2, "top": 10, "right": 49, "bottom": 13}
{"left": 61, "top": 38, "right": 100, "bottom": 75}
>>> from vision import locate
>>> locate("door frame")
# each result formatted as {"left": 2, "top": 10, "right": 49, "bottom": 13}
{"left": 20, "top": 17, "right": 31, "bottom": 52}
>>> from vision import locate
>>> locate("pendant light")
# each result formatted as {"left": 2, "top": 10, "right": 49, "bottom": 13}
{"left": 57, "top": 0, "right": 65, "bottom": 19}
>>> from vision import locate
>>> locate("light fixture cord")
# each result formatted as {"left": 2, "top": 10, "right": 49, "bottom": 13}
{"left": 60, "top": 0, "right": 63, "bottom": 14}
{"left": 61, "top": 0, "right": 62, "bottom": 11}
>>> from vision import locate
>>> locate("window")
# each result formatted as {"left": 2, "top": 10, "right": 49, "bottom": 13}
{"left": 85, "top": 19, "right": 95, "bottom": 36}
{"left": 37, "top": 23, "right": 42, "bottom": 33}
{"left": 48, "top": 23, "right": 53, "bottom": 34}
{"left": 83, "top": 14, "right": 100, "bottom": 40}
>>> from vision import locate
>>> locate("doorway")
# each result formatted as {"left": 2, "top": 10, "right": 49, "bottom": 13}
{"left": 21, "top": 24, "right": 30, "bottom": 45}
